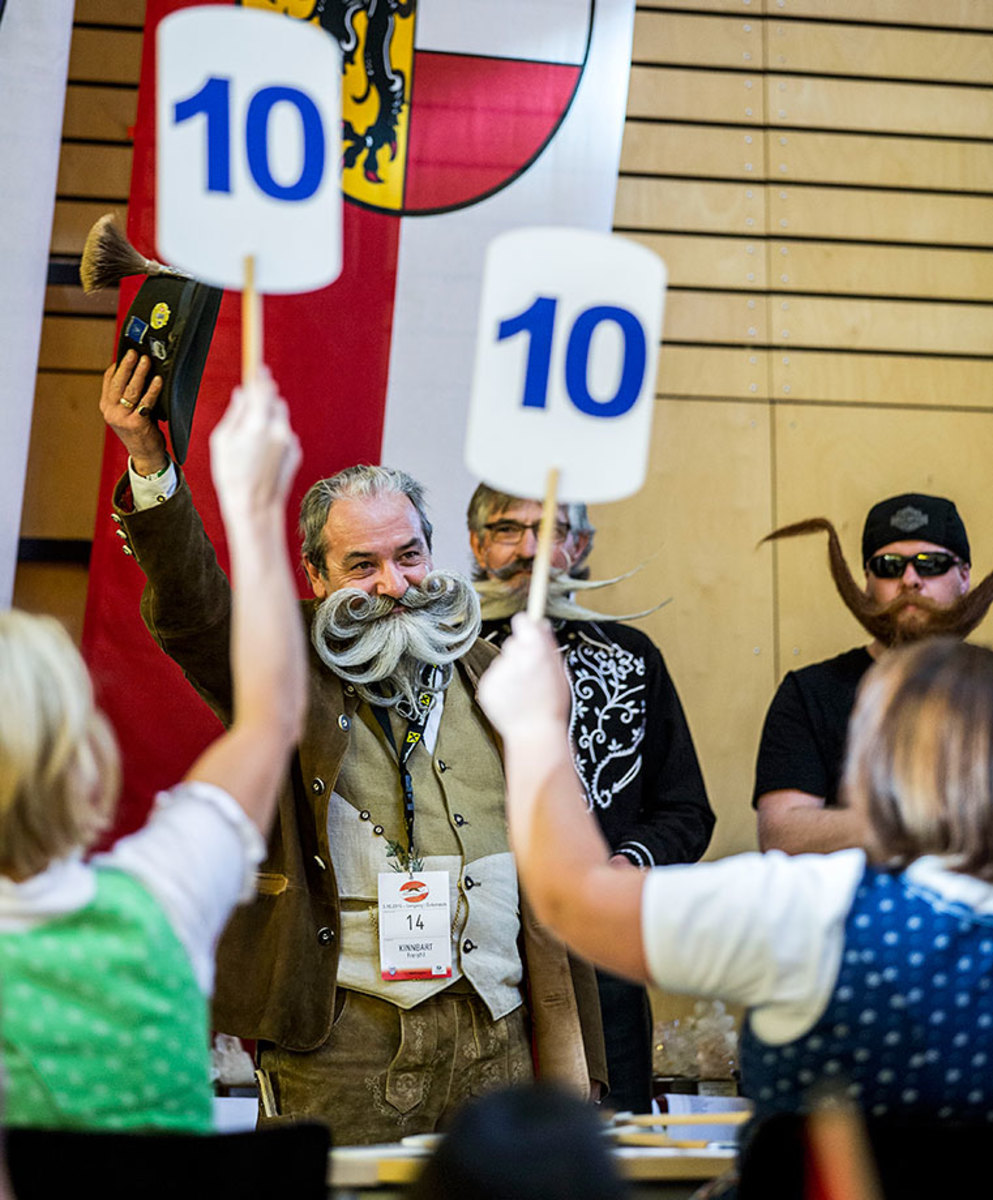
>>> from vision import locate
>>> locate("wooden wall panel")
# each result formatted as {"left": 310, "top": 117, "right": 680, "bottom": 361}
{"left": 771, "top": 130, "right": 993, "bottom": 192}
{"left": 770, "top": 21, "right": 993, "bottom": 84}
{"left": 614, "top": 1, "right": 993, "bottom": 872}
{"left": 616, "top": 179, "right": 767, "bottom": 234}
{"left": 767, "top": 186, "right": 993, "bottom": 245}
{"left": 68, "top": 29, "right": 143, "bottom": 86}
{"left": 19, "top": 375, "right": 108, "bottom": 542}
{"left": 589, "top": 398, "right": 775, "bottom": 862}
{"left": 62, "top": 84, "right": 138, "bottom": 142}
{"left": 73, "top": 0, "right": 146, "bottom": 25}
{"left": 771, "top": 295, "right": 993, "bottom": 355}
{"left": 772, "top": 404, "right": 993, "bottom": 674}
{"left": 56, "top": 144, "right": 133, "bottom": 199}
{"left": 658, "top": 346, "right": 769, "bottom": 399}
{"left": 629, "top": 233, "right": 767, "bottom": 290}
{"left": 620, "top": 124, "right": 767, "bottom": 180}
{"left": 51, "top": 201, "right": 129, "bottom": 257}
{"left": 769, "top": 76, "right": 993, "bottom": 138}
{"left": 37, "top": 316, "right": 117, "bottom": 373}
{"left": 634, "top": 12, "right": 764, "bottom": 68}
{"left": 773, "top": 242, "right": 993, "bottom": 301}
{"left": 767, "top": 0, "right": 993, "bottom": 31}
{"left": 771, "top": 351, "right": 993, "bottom": 408}
{"left": 665, "top": 291, "right": 769, "bottom": 344}
{"left": 628, "top": 67, "right": 765, "bottom": 124}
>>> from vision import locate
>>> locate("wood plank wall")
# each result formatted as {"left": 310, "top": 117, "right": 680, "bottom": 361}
{"left": 591, "top": 0, "right": 993, "bottom": 863}
{"left": 15, "top": 0, "right": 993, "bottom": 867}
{"left": 13, "top": 0, "right": 144, "bottom": 642}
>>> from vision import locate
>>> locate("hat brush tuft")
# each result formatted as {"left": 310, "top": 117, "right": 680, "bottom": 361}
{"left": 80, "top": 213, "right": 184, "bottom": 293}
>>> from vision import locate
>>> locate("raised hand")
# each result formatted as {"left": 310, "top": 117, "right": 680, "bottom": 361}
{"left": 99, "top": 350, "right": 168, "bottom": 476}
{"left": 478, "top": 612, "right": 571, "bottom": 738}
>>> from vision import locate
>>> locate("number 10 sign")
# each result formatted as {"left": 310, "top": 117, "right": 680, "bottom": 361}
{"left": 157, "top": 5, "right": 342, "bottom": 294}
{"left": 465, "top": 227, "right": 667, "bottom": 504}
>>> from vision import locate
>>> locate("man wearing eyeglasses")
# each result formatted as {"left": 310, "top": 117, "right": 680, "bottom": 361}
{"left": 467, "top": 484, "right": 714, "bottom": 1113}
{"left": 754, "top": 492, "right": 983, "bottom": 855}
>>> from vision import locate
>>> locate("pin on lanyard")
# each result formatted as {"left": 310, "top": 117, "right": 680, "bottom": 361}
{"left": 372, "top": 691, "right": 433, "bottom": 859}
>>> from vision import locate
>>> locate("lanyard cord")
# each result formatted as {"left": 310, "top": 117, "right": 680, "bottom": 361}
{"left": 371, "top": 704, "right": 428, "bottom": 856}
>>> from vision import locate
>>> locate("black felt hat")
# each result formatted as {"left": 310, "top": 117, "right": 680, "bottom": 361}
{"left": 117, "top": 275, "right": 222, "bottom": 464}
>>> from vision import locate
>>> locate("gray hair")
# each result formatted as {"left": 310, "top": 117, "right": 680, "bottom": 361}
{"left": 467, "top": 483, "right": 596, "bottom": 577}
{"left": 466, "top": 483, "right": 595, "bottom": 537}
{"left": 299, "top": 465, "right": 433, "bottom": 577}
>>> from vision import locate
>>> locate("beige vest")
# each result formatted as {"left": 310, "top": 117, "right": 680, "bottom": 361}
{"left": 330, "top": 671, "right": 522, "bottom": 1019}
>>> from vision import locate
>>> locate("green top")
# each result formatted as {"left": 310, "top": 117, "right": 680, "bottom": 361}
{"left": 0, "top": 868, "right": 214, "bottom": 1131}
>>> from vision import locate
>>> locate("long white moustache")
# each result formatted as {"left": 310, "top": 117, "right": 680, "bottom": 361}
{"left": 311, "top": 571, "right": 482, "bottom": 716}
{"left": 475, "top": 568, "right": 669, "bottom": 623}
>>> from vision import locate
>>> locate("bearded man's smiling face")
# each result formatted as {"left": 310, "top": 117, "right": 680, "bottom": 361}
{"left": 304, "top": 492, "right": 432, "bottom": 600}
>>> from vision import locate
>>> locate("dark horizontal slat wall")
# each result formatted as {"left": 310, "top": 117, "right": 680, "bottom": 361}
{"left": 14, "top": 1, "right": 145, "bottom": 640}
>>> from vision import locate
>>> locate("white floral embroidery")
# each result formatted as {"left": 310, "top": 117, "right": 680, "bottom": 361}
{"left": 565, "top": 629, "right": 646, "bottom": 811}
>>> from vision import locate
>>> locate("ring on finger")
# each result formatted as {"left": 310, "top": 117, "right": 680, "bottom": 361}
{"left": 137, "top": 406, "right": 151, "bottom": 417}
{"left": 119, "top": 397, "right": 137, "bottom": 410}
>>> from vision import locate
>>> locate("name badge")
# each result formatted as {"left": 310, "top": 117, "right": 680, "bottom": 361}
{"left": 378, "top": 870, "right": 453, "bottom": 982}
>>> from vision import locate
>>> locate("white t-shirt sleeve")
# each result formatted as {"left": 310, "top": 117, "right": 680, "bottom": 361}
{"left": 641, "top": 848, "right": 866, "bottom": 1044}
{"left": 95, "top": 781, "right": 266, "bottom": 994}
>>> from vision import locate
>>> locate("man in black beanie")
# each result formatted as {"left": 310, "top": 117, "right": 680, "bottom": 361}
{"left": 754, "top": 492, "right": 987, "bottom": 855}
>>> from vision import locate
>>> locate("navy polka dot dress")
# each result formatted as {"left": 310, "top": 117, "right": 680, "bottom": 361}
{"left": 740, "top": 866, "right": 993, "bottom": 1122}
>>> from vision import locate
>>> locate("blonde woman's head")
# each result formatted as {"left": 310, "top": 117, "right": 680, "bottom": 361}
{"left": 843, "top": 636, "right": 993, "bottom": 881}
{"left": 0, "top": 610, "right": 119, "bottom": 880}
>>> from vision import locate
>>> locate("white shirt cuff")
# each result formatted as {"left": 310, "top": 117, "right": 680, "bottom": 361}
{"left": 129, "top": 458, "right": 178, "bottom": 510}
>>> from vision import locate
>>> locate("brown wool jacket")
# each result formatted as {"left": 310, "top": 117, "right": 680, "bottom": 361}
{"left": 113, "top": 471, "right": 606, "bottom": 1092}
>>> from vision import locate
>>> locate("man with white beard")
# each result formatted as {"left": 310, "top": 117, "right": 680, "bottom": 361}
{"left": 467, "top": 484, "right": 714, "bottom": 1113}
{"left": 99, "top": 354, "right": 605, "bottom": 1144}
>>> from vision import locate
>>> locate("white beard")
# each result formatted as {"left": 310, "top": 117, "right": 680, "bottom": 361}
{"left": 311, "top": 570, "right": 482, "bottom": 718}
{"left": 475, "top": 568, "right": 669, "bottom": 624}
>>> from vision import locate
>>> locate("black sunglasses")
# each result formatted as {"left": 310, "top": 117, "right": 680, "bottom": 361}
{"left": 867, "top": 552, "right": 961, "bottom": 579}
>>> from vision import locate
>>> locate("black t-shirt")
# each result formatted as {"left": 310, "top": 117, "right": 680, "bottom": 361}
{"left": 752, "top": 647, "right": 874, "bottom": 809}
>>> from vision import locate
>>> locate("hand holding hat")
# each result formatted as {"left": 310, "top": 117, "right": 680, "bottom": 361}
{"left": 83, "top": 213, "right": 221, "bottom": 465}
{"left": 99, "top": 350, "right": 169, "bottom": 478}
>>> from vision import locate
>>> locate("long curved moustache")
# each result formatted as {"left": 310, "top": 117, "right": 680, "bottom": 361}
{"left": 312, "top": 571, "right": 481, "bottom": 718}
{"left": 763, "top": 518, "right": 993, "bottom": 645}
{"left": 476, "top": 566, "right": 669, "bottom": 623}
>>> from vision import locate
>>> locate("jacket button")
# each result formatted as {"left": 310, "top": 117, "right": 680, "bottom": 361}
{"left": 115, "top": 528, "right": 127, "bottom": 539}
{"left": 311, "top": 778, "right": 325, "bottom": 795}
{"left": 462, "top": 939, "right": 476, "bottom": 954}
{"left": 464, "top": 875, "right": 475, "bottom": 890}
{"left": 111, "top": 513, "right": 122, "bottom": 524}
{"left": 338, "top": 714, "right": 351, "bottom": 731}
{"left": 453, "top": 813, "right": 465, "bottom": 827}
{"left": 317, "top": 927, "right": 335, "bottom": 945}
{"left": 344, "top": 684, "right": 356, "bottom": 696}
{"left": 437, "top": 760, "right": 448, "bottom": 773}
{"left": 122, "top": 545, "right": 134, "bottom": 557}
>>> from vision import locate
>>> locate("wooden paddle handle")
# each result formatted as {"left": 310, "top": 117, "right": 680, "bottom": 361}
{"left": 526, "top": 466, "right": 560, "bottom": 621}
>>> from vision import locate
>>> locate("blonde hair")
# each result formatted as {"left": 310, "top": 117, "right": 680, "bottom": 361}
{"left": 0, "top": 610, "right": 120, "bottom": 880}
{"left": 843, "top": 637, "right": 993, "bottom": 881}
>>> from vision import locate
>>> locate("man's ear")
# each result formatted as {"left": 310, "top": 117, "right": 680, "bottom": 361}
{"left": 303, "top": 555, "right": 329, "bottom": 599}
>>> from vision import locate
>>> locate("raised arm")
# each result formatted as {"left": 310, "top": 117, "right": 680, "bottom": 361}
{"left": 479, "top": 614, "right": 649, "bottom": 983}
{"left": 180, "top": 369, "right": 305, "bottom": 835}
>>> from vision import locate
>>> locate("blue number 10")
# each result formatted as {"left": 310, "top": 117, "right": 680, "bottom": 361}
{"left": 174, "top": 75, "right": 325, "bottom": 202}
{"left": 497, "top": 296, "right": 647, "bottom": 418}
